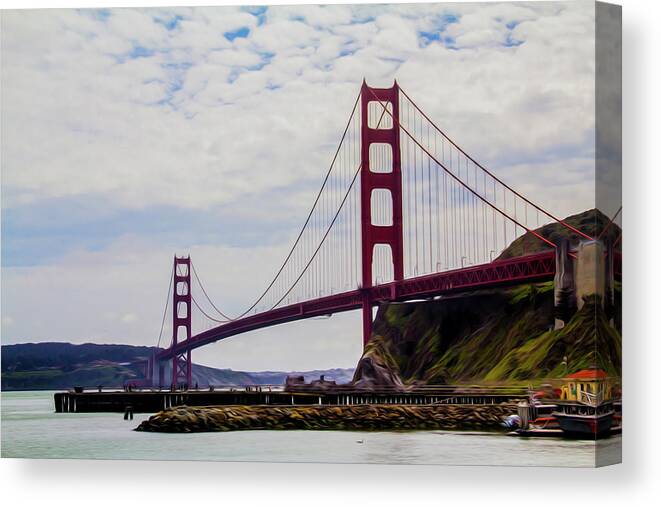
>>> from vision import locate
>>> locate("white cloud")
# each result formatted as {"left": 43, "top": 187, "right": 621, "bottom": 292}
{"left": 120, "top": 313, "right": 138, "bottom": 324}
{"left": 2, "top": 3, "right": 596, "bottom": 213}
{"left": 0, "top": 235, "right": 362, "bottom": 370}
{"left": 1, "top": 2, "right": 601, "bottom": 370}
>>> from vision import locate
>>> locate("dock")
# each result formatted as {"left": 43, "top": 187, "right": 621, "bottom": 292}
{"left": 54, "top": 385, "right": 528, "bottom": 413}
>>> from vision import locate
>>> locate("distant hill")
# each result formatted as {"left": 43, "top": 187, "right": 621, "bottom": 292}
{"left": 1, "top": 342, "right": 354, "bottom": 390}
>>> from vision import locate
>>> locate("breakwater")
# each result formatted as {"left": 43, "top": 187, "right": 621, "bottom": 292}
{"left": 135, "top": 404, "right": 516, "bottom": 433}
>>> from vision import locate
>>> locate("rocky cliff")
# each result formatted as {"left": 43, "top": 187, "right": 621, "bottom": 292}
{"left": 353, "top": 283, "right": 621, "bottom": 386}
{"left": 353, "top": 208, "right": 622, "bottom": 387}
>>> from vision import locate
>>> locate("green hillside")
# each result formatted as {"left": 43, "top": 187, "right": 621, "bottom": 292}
{"left": 353, "top": 208, "right": 622, "bottom": 386}
{"left": 354, "top": 283, "right": 621, "bottom": 386}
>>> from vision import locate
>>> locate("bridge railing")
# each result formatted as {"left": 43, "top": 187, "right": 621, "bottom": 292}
{"left": 282, "top": 383, "right": 530, "bottom": 395}
{"left": 78, "top": 383, "right": 531, "bottom": 396}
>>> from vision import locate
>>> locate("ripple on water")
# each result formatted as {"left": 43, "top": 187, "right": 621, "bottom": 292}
{"left": 1, "top": 391, "right": 616, "bottom": 466}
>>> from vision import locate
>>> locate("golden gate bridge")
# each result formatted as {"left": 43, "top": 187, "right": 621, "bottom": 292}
{"left": 133, "top": 81, "right": 621, "bottom": 388}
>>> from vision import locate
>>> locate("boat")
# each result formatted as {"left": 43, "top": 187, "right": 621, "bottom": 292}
{"left": 552, "top": 367, "right": 618, "bottom": 439}
{"left": 552, "top": 409, "right": 614, "bottom": 438}
{"left": 508, "top": 368, "right": 621, "bottom": 439}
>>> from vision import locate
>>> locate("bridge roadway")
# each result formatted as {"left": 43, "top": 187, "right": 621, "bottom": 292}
{"left": 158, "top": 248, "right": 622, "bottom": 363}
{"left": 158, "top": 250, "right": 559, "bottom": 362}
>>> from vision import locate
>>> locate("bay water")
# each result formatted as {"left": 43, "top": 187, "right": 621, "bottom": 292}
{"left": 1, "top": 390, "right": 619, "bottom": 466}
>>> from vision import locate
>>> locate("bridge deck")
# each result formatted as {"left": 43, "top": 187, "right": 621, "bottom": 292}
{"left": 159, "top": 251, "right": 557, "bottom": 360}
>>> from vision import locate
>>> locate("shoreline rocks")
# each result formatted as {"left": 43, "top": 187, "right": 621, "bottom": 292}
{"left": 135, "top": 403, "right": 516, "bottom": 433}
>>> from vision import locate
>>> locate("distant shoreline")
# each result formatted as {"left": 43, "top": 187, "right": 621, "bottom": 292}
{"left": 2, "top": 341, "right": 355, "bottom": 391}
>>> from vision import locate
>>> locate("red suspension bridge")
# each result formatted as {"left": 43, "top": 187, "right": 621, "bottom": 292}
{"left": 139, "top": 81, "right": 620, "bottom": 388}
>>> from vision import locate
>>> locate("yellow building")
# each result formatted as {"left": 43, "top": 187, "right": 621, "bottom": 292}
{"left": 559, "top": 368, "right": 614, "bottom": 404}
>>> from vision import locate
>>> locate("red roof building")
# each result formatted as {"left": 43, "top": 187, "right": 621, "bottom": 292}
{"left": 565, "top": 368, "right": 609, "bottom": 380}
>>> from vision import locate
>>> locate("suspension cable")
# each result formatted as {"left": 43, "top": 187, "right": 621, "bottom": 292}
{"left": 398, "top": 87, "right": 593, "bottom": 241}
{"left": 156, "top": 263, "right": 174, "bottom": 350}
{"left": 367, "top": 86, "right": 557, "bottom": 250}
{"left": 221, "top": 89, "right": 362, "bottom": 320}
{"left": 266, "top": 96, "right": 391, "bottom": 309}
{"left": 598, "top": 205, "right": 622, "bottom": 240}
{"left": 269, "top": 163, "right": 362, "bottom": 310}
{"left": 191, "top": 294, "right": 228, "bottom": 324}
{"left": 190, "top": 261, "right": 233, "bottom": 320}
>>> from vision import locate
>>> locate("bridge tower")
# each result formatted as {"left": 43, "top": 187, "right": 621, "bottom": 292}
{"left": 171, "top": 256, "right": 192, "bottom": 388}
{"left": 360, "top": 81, "right": 404, "bottom": 347}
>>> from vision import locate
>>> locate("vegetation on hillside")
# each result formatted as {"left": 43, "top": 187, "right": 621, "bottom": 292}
{"left": 353, "top": 208, "right": 622, "bottom": 386}
{"left": 354, "top": 283, "right": 621, "bottom": 386}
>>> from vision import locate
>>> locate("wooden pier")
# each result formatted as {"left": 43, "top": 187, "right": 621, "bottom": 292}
{"left": 54, "top": 385, "right": 528, "bottom": 413}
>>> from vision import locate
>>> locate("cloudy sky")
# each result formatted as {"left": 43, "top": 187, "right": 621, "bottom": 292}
{"left": 1, "top": 1, "right": 598, "bottom": 371}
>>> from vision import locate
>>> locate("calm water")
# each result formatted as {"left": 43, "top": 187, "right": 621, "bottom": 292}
{"left": 1, "top": 391, "right": 620, "bottom": 466}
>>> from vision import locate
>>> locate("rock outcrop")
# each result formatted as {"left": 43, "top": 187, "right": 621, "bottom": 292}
{"left": 352, "top": 284, "right": 621, "bottom": 386}
{"left": 351, "top": 350, "right": 404, "bottom": 388}
{"left": 351, "top": 209, "right": 622, "bottom": 387}
{"left": 496, "top": 208, "right": 620, "bottom": 261}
